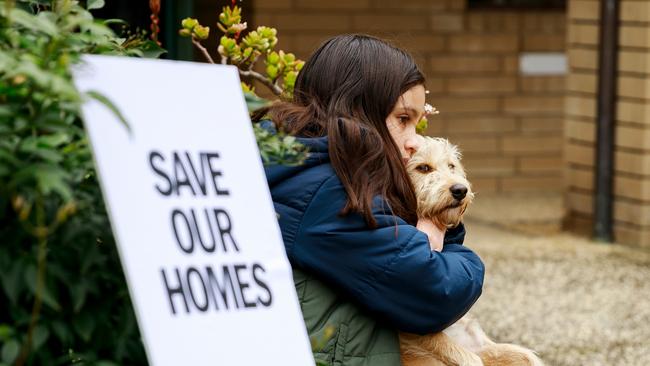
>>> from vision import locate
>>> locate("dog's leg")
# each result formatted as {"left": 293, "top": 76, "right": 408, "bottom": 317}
{"left": 478, "top": 343, "right": 544, "bottom": 366}
{"left": 400, "top": 332, "right": 483, "bottom": 366}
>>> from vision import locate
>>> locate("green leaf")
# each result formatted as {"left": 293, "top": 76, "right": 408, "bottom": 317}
{"left": 38, "top": 133, "right": 71, "bottom": 147}
{"left": 244, "top": 91, "right": 270, "bottom": 113}
{"left": 32, "top": 325, "right": 49, "bottom": 351}
{"left": 87, "top": 0, "right": 106, "bottom": 10}
{"left": 139, "top": 40, "right": 167, "bottom": 59}
{"left": 0, "top": 325, "right": 13, "bottom": 341}
{"left": 71, "top": 283, "right": 87, "bottom": 313}
{"left": 31, "top": 165, "right": 73, "bottom": 201}
{"left": 0, "top": 340, "right": 20, "bottom": 365}
{"left": 80, "top": 21, "right": 114, "bottom": 37}
{"left": 25, "top": 265, "right": 62, "bottom": 312}
{"left": 102, "top": 19, "right": 128, "bottom": 26}
{"left": 73, "top": 313, "right": 95, "bottom": 342}
{"left": 9, "top": 8, "right": 58, "bottom": 37}
{"left": 85, "top": 90, "right": 131, "bottom": 134}
{"left": 95, "top": 361, "right": 119, "bottom": 366}
{"left": 50, "top": 321, "right": 71, "bottom": 345}
{"left": 0, "top": 262, "right": 22, "bottom": 305}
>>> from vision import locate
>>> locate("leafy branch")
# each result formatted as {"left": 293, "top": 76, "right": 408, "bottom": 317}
{"left": 179, "top": 5, "right": 304, "bottom": 98}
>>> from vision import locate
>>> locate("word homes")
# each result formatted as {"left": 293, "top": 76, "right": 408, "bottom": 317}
{"left": 149, "top": 150, "right": 229, "bottom": 197}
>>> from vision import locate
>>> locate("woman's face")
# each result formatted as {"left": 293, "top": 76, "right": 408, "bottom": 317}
{"left": 385, "top": 84, "right": 426, "bottom": 164}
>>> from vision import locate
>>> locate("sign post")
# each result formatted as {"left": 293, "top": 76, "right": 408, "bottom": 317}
{"left": 73, "top": 55, "right": 314, "bottom": 366}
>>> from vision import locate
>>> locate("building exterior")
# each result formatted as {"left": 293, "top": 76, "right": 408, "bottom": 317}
{"left": 565, "top": 0, "right": 650, "bottom": 248}
{"left": 252, "top": 0, "right": 567, "bottom": 195}
{"left": 105, "top": 0, "right": 648, "bottom": 248}
{"left": 249, "top": 0, "right": 650, "bottom": 248}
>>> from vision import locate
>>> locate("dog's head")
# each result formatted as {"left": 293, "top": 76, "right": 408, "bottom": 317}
{"left": 406, "top": 136, "right": 474, "bottom": 229}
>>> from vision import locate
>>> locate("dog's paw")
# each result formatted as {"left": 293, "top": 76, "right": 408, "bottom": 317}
{"left": 456, "top": 353, "right": 483, "bottom": 366}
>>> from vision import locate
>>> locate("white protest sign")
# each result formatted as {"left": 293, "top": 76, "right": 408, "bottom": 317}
{"left": 73, "top": 55, "right": 314, "bottom": 366}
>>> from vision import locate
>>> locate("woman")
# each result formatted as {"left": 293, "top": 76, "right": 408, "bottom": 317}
{"left": 260, "top": 34, "right": 484, "bottom": 365}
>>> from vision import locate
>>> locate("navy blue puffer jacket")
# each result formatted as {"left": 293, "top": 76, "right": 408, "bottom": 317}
{"left": 264, "top": 127, "right": 484, "bottom": 335}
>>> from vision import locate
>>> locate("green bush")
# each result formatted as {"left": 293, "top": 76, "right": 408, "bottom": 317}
{"left": 0, "top": 1, "right": 308, "bottom": 364}
{"left": 0, "top": 1, "right": 163, "bottom": 364}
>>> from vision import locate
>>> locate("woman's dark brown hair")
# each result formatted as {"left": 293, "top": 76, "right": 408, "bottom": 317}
{"left": 260, "top": 34, "right": 425, "bottom": 227}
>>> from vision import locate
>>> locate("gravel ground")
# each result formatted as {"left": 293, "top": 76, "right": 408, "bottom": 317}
{"left": 462, "top": 194, "right": 650, "bottom": 366}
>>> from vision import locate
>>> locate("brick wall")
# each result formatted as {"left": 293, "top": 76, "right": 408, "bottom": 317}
{"left": 565, "top": 0, "right": 650, "bottom": 248}
{"left": 251, "top": 0, "right": 566, "bottom": 194}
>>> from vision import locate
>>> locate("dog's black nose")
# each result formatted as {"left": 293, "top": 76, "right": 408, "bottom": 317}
{"left": 450, "top": 184, "right": 468, "bottom": 200}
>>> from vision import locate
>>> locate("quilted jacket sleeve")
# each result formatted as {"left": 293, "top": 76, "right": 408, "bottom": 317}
{"left": 291, "top": 176, "right": 484, "bottom": 335}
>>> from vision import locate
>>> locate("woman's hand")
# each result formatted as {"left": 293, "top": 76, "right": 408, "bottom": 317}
{"left": 417, "top": 219, "right": 445, "bottom": 252}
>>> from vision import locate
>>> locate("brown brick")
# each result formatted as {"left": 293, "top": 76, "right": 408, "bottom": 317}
{"left": 353, "top": 14, "right": 427, "bottom": 31}
{"left": 567, "top": 167, "right": 594, "bottom": 190}
{"left": 616, "top": 125, "right": 650, "bottom": 150}
{"left": 502, "top": 136, "right": 563, "bottom": 154}
{"left": 463, "top": 157, "right": 516, "bottom": 177}
{"left": 614, "top": 176, "right": 650, "bottom": 201}
{"left": 618, "top": 76, "right": 650, "bottom": 100}
{"left": 371, "top": 0, "right": 447, "bottom": 11}
{"left": 272, "top": 14, "right": 352, "bottom": 31}
{"left": 568, "top": 48, "right": 599, "bottom": 70}
{"left": 520, "top": 117, "right": 564, "bottom": 132}
{"left": 565, "top": 119, "right": 596, "bottom": 143}
{"left": 448, "top": 136, "right": 499, "bottom": 155}
{"left": 566, "top": 191, "right": 593, "bottom": 216}
{"left": 520, "top": 76, "right": 566, "bottom": 93}
{"left": 501, "top": 176, "right": 563, "bottom": 192}
{"left": 447, "top": 76, "right": 517, "bottom": 94}
{"left": 619, "top": 25, "right": 650, "bottom": 48}
{"left": 567, "top": 72, "right": 597, "bottom": 94}
{"left": 448, "top": 35, "right": 518, "bottom": 53}
{"left": 296, "top": 0, "right": 370, "bottom": 8}
{"left": 568, "top": 0, "right": 600, "bottom": 21}
{"left": 393, "top": 35, "right": 446, "bottom": 53}
{"left": 523, "top": 34, "right": 566, "bottom": 52}
{"left": 253, "top": 14, "right": 274, "bottom": 28}
{"left": 468, "top": 177, "right": 499, "bottom": 193}
{"left": 619, "top": 50, "right": 650, "bottom": 75}
{"left": 614, "top": 225, "right": 650, "bottom": 249}
{"left": 503, "top": 96, "right": 564, "bottom": 115}
{"left": 502, "top": 55, "right": 519, "bottom": 74}
{"left": 617, "top": 100, "right": 650, "bottom": 125}
{"left": 433, "top": 97, "right": 500, "bottom": 114}
{"left": 430, "top": 14, "right": 464, "bottom": 32}
{"left": 430, "top": 56, "right": 501, "bottom": 74}
{"left": 564, "top": 213, "right": 593, "bottom": 237}
{"left": 288, "top": 34, "right": 330, "bottom": 54}
{"left": 565, "top": 142, "right": 595, "bottom": 166}
{"left": 522, "top": 12, "right": 566, "bottom": 33}
{"left": 614, "top": 200, "right": 650, "bottom": 227}
{"left": 616, "top": 151, "right": 650, "bottom": 175}
{"left": 568, "top": 24, "right": 599, "bottom": 45}
{"left": 445, "top": 116, "right": 517, "bottom": 134}
{"left": 425, "top": 78, "right": 446, "bottom": 95}
{"left": 255, "top": 0, "right": 292, "bottom": 9}
{"left": 566, "top": 95, "right": 597, "bottom": 118}
{"left": 466, "top": 12, "right": 520, "bottom": 32}
{"left": 621, "top": 1, "right": 650, "bottom": 23}
{"left": 447, "top": 0, "right": 467, "bottom": 11}
{"left": 423, "top": 118, "right": 444, "bottom": 135}
{"left": 518, "top": 156, "right": 563, "bottom": 173}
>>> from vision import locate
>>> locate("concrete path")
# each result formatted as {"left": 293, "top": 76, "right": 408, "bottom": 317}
{"left": 462, "top": 194, "right": 650, "bottom": 366}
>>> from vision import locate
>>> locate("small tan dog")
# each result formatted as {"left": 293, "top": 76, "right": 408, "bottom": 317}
{"left": 400, "top": 137, "right": 543, "bottom": 366}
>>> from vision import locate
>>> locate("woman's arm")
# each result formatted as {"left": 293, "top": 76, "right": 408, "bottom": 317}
{"left": 292, "top": 177, "right": 484, "bottom": 335}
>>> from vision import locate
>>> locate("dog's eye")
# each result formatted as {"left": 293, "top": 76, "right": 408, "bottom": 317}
{"left": 416, "top": 164, "right": 432, "bottom": 173}
{"left": 448, "top": 163, "right": 455, "bottom": 170}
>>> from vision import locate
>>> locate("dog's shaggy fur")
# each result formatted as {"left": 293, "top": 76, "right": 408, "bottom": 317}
{"left": 399, "top": 137, "right": 544, "bottom": 366}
